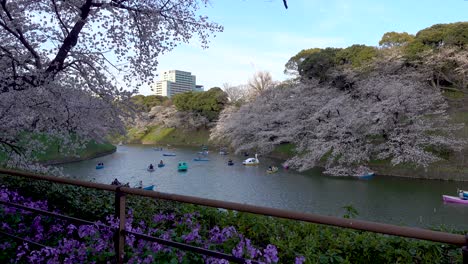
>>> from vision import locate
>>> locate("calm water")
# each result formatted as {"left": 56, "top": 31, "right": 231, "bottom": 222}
{"left": 59, "top": 145, "right": 468, "bottom": 229}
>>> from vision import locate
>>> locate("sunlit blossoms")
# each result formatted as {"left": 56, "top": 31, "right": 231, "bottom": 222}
{"left": 211, "top": 69, "right": 464, "bottom": 176}
{"left": 0, "top": 0, "right": 222, "bottom": 170}
{"left": 0, "top": 187, "right": 288, "bottom": 263}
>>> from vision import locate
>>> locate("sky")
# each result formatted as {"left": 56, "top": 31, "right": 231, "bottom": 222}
{"left": 140, "top": 0, "right": 468, "bottom": 95}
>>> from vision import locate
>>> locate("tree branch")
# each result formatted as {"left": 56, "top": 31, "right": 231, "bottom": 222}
{"left": 51, "top": 0, "right": 70, "bottom": 36}
{"left": 0, "top": 0, "right": 42, "bottom": 69}
{"left": 46, "top": 0, "right": 94, "bottom": 76}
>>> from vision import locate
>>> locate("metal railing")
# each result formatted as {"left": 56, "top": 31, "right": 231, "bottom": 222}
{"left": 0, "top": 168, "right": 467, "bottom": 263}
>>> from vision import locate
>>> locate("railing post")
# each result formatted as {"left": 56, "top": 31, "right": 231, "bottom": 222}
{"left": 114, "top": 186, "right": 126, "bottom": 264}
{"left": 463, "top": 234, "right": 468, "bottom": 264}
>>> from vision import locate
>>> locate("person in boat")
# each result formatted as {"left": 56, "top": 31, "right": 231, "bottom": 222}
{"left": 160, "top": 160, "right": 164, "bottom": 165}
{"left": 111, "top": 178, "right": 121, "bottom": 185}
{"left": 149, "top": 164, "right": 154, "bottom": 170}
{"left": 459, "top": 190, "right": 468, "bottom": 200}
{"left": 268, "top": 166, "right": 272, "bottom": 171}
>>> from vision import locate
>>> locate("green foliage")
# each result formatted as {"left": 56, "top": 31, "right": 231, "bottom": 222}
{"left": 424, "top": 145, "right": 451, "bottom": 160}
{"left": 403, "top": 40, "right": 431, "bottom": 61}
{"left": 183, "top": 205, "right": 463, "bottom": 264}
{"left": 342, "top": 204, "right": 359, "bottom": 219}
{"left": 0, "top": 133, "right": 115, "bottom": 165}
{"left": 126, "top": 125, "right": 210, "bottom": 146}
{"left": 397, "top": 22, "right": 468, "bottom": 62}
{"left": 172, "top": 88, "right": 228, "bottom": 121}
{"left": 284, "top": 48, "right": 321, "bottom": 75}
{"left": 0, "top": 177, "right": 464, "bottom": 263}
{"left": 379, "top": 31, "right": 415, "bottom": 48}
{"left": 140, "top": 126, "right": 175, "bottom": 144}
{"left": 336, "top": 45, "right": 378, "bottom": 68}
{"left": 298, "top": 48, "right": 342, "bottom": 81}
{"left": 444, "top": 22, "right": 468, "bottom": 48}
{"left": 416, "top": 24, "right": 448, "bottom": 48}
{"left": 131, "top": 95, "right": 169, "bottom": 112}
{"left": 442, "top": 88, "right": 465, "bottom": 99}
{"left": 413, "top": 22, "right": 468, "bottom": 49}
{"left": 272, "top": 143, "right": 296, "bottom": 157}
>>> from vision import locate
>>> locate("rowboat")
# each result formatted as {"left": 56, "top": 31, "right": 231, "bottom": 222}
{"left": 219, "top": 148, "right": 228, "bottom": 155}
{"left": 157, "top": 163, "right": 165, "bottom": 168}
{"left": 442, "top": 195, "right": 468, "bottom": 205}
{"left": 227, "top": 160, "right": 234, "bottom": 166}
{"left": 147, "top": 168, "right": 155, "bottom": 172}
{"left": 163, "top": 153, "right": 176, "bottom": 156}
{"left": 358, "top": 172, "right": 375, "bottom": 179}
{"left": 96, "top": 165, "right": 104, "bottom": 169}
{"left": 178, "top": 162, "right": 188, "bottom": 171}
{"left": 193, "top": 158, "right": 210, "bottom": 161}
{"left": 266, "top": 166, "right": 278, "bottom": 174}
{"left": 143, "top": 185, "right": 155, "bottom": 191}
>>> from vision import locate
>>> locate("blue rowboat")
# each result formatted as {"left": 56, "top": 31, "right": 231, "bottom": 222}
{"left": 157, "top": 163, "right": 165, "bottom": 168}
{"left": 96, "top": 165, "right": 104, "bottom": 169}
{"left": 178, "top": 162, "right": 188, "bottom": 171}
{"left": 143, "top": 185, "right": 155, "bottom": 191}
{"left": 193, "top": 158, "right": 210, "bottom": 161}
{"left": 358, "top": 172, "right": 375, "bottom": 179}
{"left": 163, "top": 153, "right": 176, "bottom": 156}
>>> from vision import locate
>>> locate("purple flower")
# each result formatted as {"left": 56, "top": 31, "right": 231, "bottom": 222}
{"left": 232, "top": 239, "right": 245, "bottom": 258}
{"left": 182, "top": 228, "right": 201, "bottom": 243}
{"left": 245, "top": 238, "right": 259, "bottom": 258}
{"left": 295, "top": 256, "right": 306, "bottom": 264}
{"left": 221, "top": 226, "right": 237, "bottom": 238}
{"left": 0, "top": 241, "right": 11, "bottom": 250}
{"left": 263, "top": 244, "right": 279, "bottom": 263}
{"left": 66, "top": 224, "right": 76, "bottom": 235}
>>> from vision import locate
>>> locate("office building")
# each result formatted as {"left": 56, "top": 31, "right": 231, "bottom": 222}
{"left": 153, "top": 70, "right": 202, "bottom": 97}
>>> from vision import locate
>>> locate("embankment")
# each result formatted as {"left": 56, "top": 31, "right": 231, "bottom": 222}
{"left": 126, "top": 125, "right": 212, "bottom": 147}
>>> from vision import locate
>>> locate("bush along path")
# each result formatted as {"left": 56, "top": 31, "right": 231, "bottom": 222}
{"left": 0, "top": 187, "right": 300, "bottom": 264}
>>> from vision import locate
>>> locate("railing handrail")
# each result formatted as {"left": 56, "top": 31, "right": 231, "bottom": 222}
{"left": 0, "top": 168, "right": 466, "bottom": 247}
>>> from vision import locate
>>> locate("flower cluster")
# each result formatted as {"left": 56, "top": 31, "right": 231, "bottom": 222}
{"left": 0, "top": 187, "right": 303, "bottom": 263}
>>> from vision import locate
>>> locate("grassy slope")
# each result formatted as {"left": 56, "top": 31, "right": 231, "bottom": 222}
{"left": 0, "top": 135, "right": 116, "bottom": 165}
{"left": 126, "top": 125, "right": 211, "bottom": 146}
{"left": 38, "top": 140, "right": 116, "bottom": 163}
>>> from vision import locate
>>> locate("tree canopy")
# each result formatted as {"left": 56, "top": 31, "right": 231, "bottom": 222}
{"left": 378, "top": 32, "right": 414, "bottom": 48}
{"left": 284, "top": 48, "right": 321, "bottom": 75}
{"left": 172, "top": 88, "right": 228, "bottom": 121}
{"left": 336, "top": 45, "right": 378, "bottom": 68}
{"left": 131, "top": 95, "right": 170, "bottom": 112}
{"left": 0, "top": 0, "right": 221, "bottom": 170}
{"left": 298, "top": 48, "right": 342, "bottom": 82}
{"left": 415, "top": 22, "right": 468, "bottom": 48}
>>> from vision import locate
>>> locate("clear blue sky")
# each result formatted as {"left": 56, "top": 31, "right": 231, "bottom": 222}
{"left": 140, "top": 0, "right": 467, "bottom": 95}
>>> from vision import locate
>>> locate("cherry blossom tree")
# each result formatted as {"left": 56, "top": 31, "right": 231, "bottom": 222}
{"left": 211, "top": 68, "right": 464, "bottom": 176}
{"left": 424, "top": 47, "right": 468, "bottom": 90}
{"left": 0, "top": 0, "right": 222, "bottom": 169}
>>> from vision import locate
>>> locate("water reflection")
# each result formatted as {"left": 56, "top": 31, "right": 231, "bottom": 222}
{"left": 59, "top": 145, "right": 468, "bottom": 229}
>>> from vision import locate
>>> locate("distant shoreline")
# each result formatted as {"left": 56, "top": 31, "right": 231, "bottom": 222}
{"left": 42, "top": 148, "right": 117, "bottom": 166}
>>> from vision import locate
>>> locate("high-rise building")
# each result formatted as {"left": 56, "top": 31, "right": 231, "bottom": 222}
{"left": 153, "top": 70, "right": 202, "bottom": 97}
